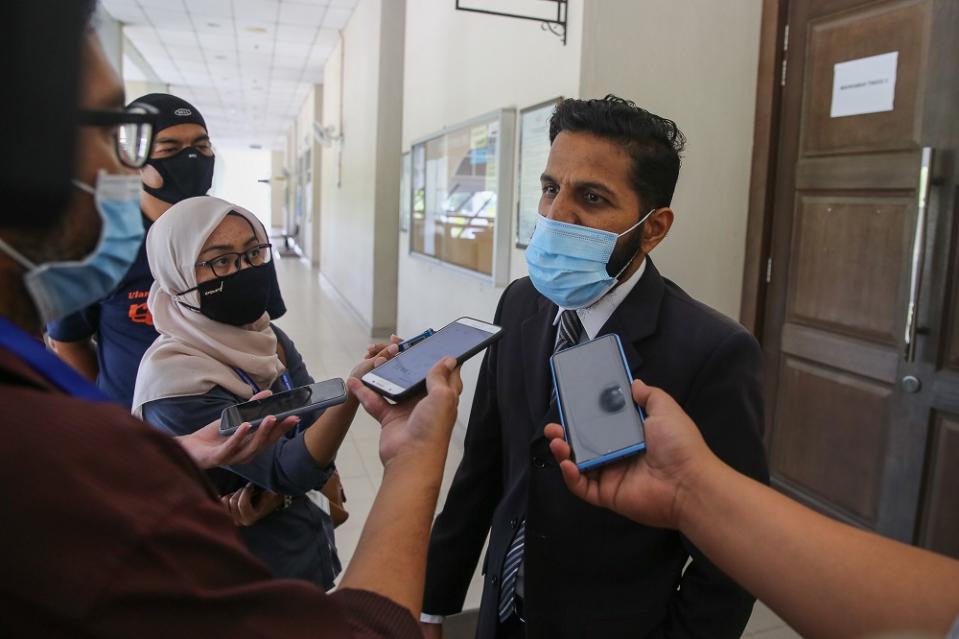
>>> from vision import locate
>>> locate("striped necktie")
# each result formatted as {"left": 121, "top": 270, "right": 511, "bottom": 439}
{"left": 497, "top": 309, "right": 583, "bottom": 622}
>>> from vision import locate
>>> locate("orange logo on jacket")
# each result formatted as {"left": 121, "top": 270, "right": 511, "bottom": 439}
{"left": 128, "top": 302, "right": 154, "bottom": 326}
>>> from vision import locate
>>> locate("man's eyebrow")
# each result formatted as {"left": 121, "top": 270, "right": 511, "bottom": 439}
{"left": 576, "top": 181, "right": 617, "bottom": 199}
{"left": 192, "top": 134, "right": 211, "bottom": 144}
{"left": 540, "top": 172, "right": 556, "bottom": 183}
{"left": 154, "top": 137, "right": 183, "bottom": 146}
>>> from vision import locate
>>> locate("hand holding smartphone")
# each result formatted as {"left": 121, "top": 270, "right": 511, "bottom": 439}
{"left": 550, "top": 334, "right": 646, "bottom": 471}
{"left": 362, "top": 317, "right": 502, "bottom": 401}
{"left": 219, "top": 378, "right": 348, "bottom": 436}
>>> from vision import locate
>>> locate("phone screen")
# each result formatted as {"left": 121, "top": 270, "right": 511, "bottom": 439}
{"left": 552, "top": 335, "right": 645, "bottom": 465}
{"left": 372, "top": 321, "right": 495, "bottom": 390}
{"left": 236, "top": 379, "right": 345, "bottom": 421}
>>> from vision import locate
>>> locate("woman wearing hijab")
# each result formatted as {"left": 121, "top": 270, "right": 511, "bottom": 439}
{"left": 132, "top": 196, "right": 393, "bottom": 589}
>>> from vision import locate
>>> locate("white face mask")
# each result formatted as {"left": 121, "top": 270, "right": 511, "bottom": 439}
{"left": 0, "top": 171, "right": 144, "bottom": 323}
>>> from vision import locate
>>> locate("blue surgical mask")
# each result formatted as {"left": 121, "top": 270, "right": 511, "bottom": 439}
{"left": 0, "top": 171, "right": 144, "bottom": 323}
{"left": 526, "top": 209, "right": 655, "bottom": 309}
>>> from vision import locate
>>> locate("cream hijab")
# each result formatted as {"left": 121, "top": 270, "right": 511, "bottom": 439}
{"left": 131, "top": 196, "right": 284, "bottom": 418}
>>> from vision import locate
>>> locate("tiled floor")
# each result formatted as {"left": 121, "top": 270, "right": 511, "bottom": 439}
{"left": 273, "top": 256, "right": 799, "bottom": 638}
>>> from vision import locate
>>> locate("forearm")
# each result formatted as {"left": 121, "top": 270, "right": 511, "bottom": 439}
{"left": 679, "top": 457, "right": 959, "bottom": 638}
{"left": 302, "top": 396, "right": 359, "bottom": 466}
{"left": 49, "top": 339, "right": 98, "bottom": 380}
{"left": 339, "top": 448, "right": 448, "bottom": 617}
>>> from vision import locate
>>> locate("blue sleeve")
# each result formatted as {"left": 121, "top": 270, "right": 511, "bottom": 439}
{"left": 141, "top": 388, "right": 334, "bottom": 496}
{"left": 46, "top": 305, "right": 100, "bottom": 342}
{"left": 272, "top": 324, "right": 314, "bottom": 387}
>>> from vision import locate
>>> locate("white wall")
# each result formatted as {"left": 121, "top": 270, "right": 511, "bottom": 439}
{"left": 579, "top": 0, "right": 762, "bottom": 319}
{"left": 320, "top": 0, "right": 404, "bottom": 335}
{"left": 209, "top": 146, "right": 272, "bottom": 231}
{"left": 398, "top": 0, "right": 585, "bottom": 424}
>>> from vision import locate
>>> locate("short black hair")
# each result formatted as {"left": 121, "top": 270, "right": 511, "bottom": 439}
{"left": 549, "top": 95, "right": 686, "bottom": 209}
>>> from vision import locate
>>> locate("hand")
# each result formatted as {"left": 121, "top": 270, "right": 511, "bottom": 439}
{"left": 221, "top": 483, "right": 286, "bottom": 526}
{"left": 347, "top": 357, "right": 463, "bottom": 466}
{"left": 421, "top": 622, "right": 444, "bottom": 639}
{"left": 175, "top": 390, "right": 301, "bottom": 469}
{"left": 363, "top": 334, "right": 403, "bottom": 360}
{"left": 544, "top": 379, "right": 717, "bottom": 529}
{"left": 349, "top": 336, "right": 402, "bottom": 381}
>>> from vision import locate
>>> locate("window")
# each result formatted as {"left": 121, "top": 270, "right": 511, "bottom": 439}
{"left": 410, "top": 111, "right": 513, "bottom": 279}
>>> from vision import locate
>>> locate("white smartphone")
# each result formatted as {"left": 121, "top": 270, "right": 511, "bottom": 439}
{"left": 362, "top": 317, "right": 503, "bottom": 401}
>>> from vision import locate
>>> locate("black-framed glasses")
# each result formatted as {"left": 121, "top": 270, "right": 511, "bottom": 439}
{"left": 78, "top": 102, "right": 158, "bottom": 169}
{"left": 196, "top": 244, "right": 273, "bottom": 278}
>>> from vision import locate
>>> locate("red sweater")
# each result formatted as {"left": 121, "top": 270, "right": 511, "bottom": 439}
{"left": 0, "top": 349, "right": 419, "bottom": 638}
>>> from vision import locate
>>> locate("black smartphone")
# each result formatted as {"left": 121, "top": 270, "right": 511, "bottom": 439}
{"left": 361, "top": 317, "right": 503, "bottom": 401}
{"left": 219, "top": 378, "right": 348, "bottom": 436}
{"left": 550, "top": 334, "right": 646, "bottom": 471}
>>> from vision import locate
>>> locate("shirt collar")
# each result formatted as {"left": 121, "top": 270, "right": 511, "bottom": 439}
{"left": 552, "top": 258, "right": 647, "bottom": 340}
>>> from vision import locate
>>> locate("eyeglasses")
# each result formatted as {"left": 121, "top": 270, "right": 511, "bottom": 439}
{"left": 78, "top": 102, "right": 158, "bottom": 169}
{"left": 196, "top": 244, "right": 273, "bottom": 278}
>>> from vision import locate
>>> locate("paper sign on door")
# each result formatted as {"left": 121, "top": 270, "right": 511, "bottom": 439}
{"left": 830, "top": 51, "right": 898, "bottom": 118}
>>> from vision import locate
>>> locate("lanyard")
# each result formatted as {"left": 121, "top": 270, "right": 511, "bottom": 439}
{"left": 0, "top": 316, "right": 112, "bottom": 403}
{"left": 233, "top": 367, "right": 292, "bottom": 395}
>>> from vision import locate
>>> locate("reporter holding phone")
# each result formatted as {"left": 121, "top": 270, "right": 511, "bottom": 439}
{"left": 131, "top": 196, "right": 396, "bottom": 589}
{"left": 544, "top": 383, "right": 959, "bottom": 639}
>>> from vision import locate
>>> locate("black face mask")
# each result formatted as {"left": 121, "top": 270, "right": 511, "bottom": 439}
{"left": 180, "top": 264, "right": 272, "bottom": 326}
{"left": 144, "top": 147, "right": 215, "bottom": 204}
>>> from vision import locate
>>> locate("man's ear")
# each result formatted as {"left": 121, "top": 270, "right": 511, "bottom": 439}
{"left": 641, "top": 208, "right": 674, "bottom": 255}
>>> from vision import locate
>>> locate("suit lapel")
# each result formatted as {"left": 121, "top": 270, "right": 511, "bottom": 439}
{"left": 594, "top": 259, "right": 666, "bottom": 376}
{"left": 521, "top": 295, "right": 559, "bottom": 426}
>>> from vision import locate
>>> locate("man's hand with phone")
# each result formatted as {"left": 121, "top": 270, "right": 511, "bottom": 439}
{"left": 544, "top": 379, "right": 712, "bottom": 530}
{"left": 338, "top": 357, "right": 464, "bottom": 617}
{"left": 347, "top": 357, "right": 463, "bottom": 467}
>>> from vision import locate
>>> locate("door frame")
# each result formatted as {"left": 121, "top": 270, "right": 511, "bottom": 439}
{"left": 740, "top": 0, "right": 790, "bottom": 338}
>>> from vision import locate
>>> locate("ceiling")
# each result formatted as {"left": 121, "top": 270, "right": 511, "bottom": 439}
{"left": 99, "top": 0, "right": 358, "bottom": 149}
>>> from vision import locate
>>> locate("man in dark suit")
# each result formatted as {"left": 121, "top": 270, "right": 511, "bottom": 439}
{"left": 421, "top": 96, "right": 769, "bottom": 638}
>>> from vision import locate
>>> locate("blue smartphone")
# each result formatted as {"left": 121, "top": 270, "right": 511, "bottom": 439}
{"left": 549, "top": 334, "right": 646, "bottom": 471}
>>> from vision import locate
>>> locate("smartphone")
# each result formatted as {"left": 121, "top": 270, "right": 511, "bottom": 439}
{"left": 362, "top": 317, "right": 503, "bottom": 401}
{"left": 550, "top": 334, "right": 646, "bottom": 471}
{"left": 219, "top": 378, "right": 348, "bottom": 436}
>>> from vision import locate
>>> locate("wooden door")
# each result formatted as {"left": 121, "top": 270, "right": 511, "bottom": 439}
{"left": 762, "top": 0, "right": 959, "bottom": 552}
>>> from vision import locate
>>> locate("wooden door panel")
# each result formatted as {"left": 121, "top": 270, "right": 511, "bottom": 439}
{"left": 801, "top": 0, "right": 928, "bottom": 156}
{"left": 781, "top": 324, "right": 898, "bottom": 384}
{"left": 795, "top": 152, "right": 918, "bottom": 191}
{"left": 917, "top": 413, "right": 959, "bottom": 557}
{"left": 771, "top": 357, "right": 892, "bottom": 524}
{"left": 786, "top": 195, "right": 911, "bottom": 343}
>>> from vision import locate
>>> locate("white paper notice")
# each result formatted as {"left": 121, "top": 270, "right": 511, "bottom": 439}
{"left": 830, "top": 51, "right": 898, "bottom": 118}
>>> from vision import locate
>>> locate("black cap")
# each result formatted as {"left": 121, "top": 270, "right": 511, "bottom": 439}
{"left": 129, "top": 93, "right": 207, "bottom": 134}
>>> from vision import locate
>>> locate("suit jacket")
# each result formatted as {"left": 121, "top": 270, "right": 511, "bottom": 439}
{"left": 423, "top": 261, "right": 769, "bottom": 638}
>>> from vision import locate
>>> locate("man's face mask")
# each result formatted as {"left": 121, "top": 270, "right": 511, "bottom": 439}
{"left": 525, "top": 209, "right": 655, "bottom": 309}
{"left": 143, "top": 146, "right": 215, "bottom": 204}
{"left": 0, "top": 171, "right": 144, "bottom": 323}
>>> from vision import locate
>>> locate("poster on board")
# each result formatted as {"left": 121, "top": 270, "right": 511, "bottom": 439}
{"left": 516, "top": 98, "right": 560, "bottom": 248}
